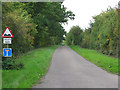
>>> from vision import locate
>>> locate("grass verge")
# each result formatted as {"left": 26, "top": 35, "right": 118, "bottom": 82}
{"left": 70, "top": 45, "right": 118, "bottom": 75}
{"left": 2, "top": 45, "right": 58, "bottom": 88}
{"left": 0, "top": 70, "right": 2, "bottom": 90}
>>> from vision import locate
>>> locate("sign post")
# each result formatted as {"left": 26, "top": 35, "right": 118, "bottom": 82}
{"left": 1, "top": 26, "right": 14, "bottom": 57}
{"left": 3, "top": 48, "right": 12, "bottom": 57}
{"left": 3, "top": 38, "right": 12, "bottom": 44}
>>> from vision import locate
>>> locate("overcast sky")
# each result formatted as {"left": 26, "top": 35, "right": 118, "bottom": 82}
{"left": 62, "top": 0, "right": 119, "bottom": 32}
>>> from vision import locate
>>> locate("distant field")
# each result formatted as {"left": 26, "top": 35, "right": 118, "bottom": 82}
{"left": 2, "top": 45, "right": 58, "bottom": 88}
{"left": 70, "top": 45, "right": 118, "bottom": 75}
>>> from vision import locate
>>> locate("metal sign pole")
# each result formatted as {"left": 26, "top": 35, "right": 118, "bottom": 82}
{"left": 1, "top": 26, "right": 13, "bottom": 57}
{"left": 7, "top": 44, "right": 8, "bottom": 48}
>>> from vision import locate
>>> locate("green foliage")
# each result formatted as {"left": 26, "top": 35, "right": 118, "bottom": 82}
{"left": 2, "top": 58, "right": 24, "bottom": 70}
{"left": 81, "top": 28, "right": 91, "bottom": 48}
{"left": 2, "top": 3, "right": 37, "bottom": 55}
{"left": 66, "top": 26, "right": 83, "bottom": 45}
{"left": 2, "top": 2, "right": 37, "bottom": 69}
{"left": 24, "top": 2, "right": 75, "bottom": 47}
{"left": 2, "top": 2, "right": 75, "bottom": 70}
{"left": 66, "top": 7, "right": 118, "bottom": 57}
{"left": 89, "top": 8, "right": 118, "bottom": 56}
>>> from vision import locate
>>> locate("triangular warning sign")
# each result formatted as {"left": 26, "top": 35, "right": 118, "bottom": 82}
{"left": 1, "top": 26, "right": 14, "bottom": 38}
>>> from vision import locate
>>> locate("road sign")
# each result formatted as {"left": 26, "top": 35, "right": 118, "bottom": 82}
{"left": 3, "top": 48, "right": 12, "bottom": 57}
{"left": 1, "top": 26, "right": 14, "bottom": 38}
{"left": 3, "top": 38, "right": 12, "bottom": 44}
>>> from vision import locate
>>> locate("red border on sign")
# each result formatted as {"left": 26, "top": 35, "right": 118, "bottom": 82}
{"left": 1, "top": 26, "right": 14, "bottom": 38}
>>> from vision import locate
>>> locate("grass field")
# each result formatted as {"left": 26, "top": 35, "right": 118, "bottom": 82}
{"left": 0, "top": 70, "right": 2, "bottom": 90}
{"left": 2, "top": 45, "right": 58, "bottom": 88}
{"left": 70, "top": 45, "right": 118, "bottom": 75}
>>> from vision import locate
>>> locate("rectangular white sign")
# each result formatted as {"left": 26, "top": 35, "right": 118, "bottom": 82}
{"left": 3, "top": 38, "right": 12, "bottom": 44}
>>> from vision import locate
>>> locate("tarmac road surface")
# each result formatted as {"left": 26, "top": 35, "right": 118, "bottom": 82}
{"left": 33, "top": 46, "right": 118, "bottom": 88}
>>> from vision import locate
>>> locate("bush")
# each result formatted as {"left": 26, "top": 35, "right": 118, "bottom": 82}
{"left": 2, "top": 58, "right": 24, "bottom": 70}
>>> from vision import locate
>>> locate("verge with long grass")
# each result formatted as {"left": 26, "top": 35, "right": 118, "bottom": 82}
{"left": 70, "top": 45, "right": 118, "bottom": 75}
{"left": 2, "top": 45, "right": 58, "bottom": 88}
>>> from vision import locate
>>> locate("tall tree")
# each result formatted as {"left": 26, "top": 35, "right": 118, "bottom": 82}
{"left": 66, "top": 26, "right": 83, "bottom": 45}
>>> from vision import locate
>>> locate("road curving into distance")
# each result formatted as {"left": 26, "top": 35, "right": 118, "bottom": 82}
{"left": 33, "top": 46, "right": 118, "bottom": 88}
